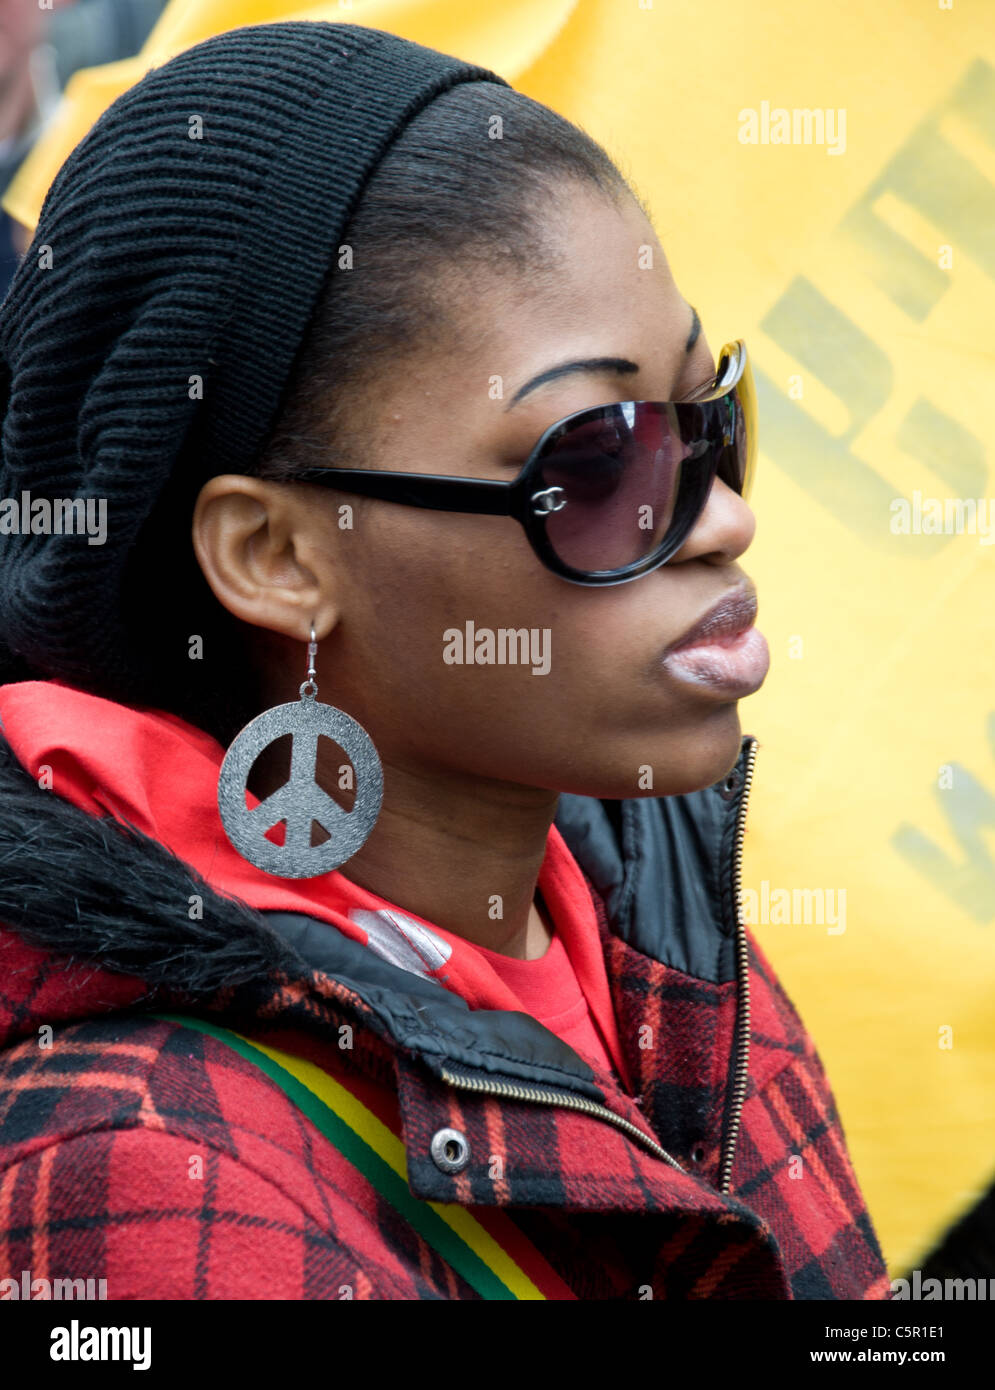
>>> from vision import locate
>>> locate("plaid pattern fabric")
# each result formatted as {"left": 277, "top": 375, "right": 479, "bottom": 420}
{"left": 589, "top": 887, "right": 892, "bottom": 1298}
{"left": 0, "top": 889, "right": 892, "bottom": 1300}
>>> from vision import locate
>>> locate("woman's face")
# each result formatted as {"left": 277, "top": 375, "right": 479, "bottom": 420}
{"left": 238, "top": 185, "right": 768, "bottom": 800}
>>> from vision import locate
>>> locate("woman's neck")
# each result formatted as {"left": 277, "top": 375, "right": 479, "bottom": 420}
{"left": 310, "top": 753, "right": 561, "bottom": 960}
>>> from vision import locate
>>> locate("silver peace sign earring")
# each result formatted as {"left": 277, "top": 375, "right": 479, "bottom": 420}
{"left": 217, "top": 626, "right": 384, "bottom": 879}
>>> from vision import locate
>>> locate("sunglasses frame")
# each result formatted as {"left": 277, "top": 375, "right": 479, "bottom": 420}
{"left": 280, "top": 338, "right": 756, "bottom": 586}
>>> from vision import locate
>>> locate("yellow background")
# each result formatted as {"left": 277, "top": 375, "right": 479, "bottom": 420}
{"left": 6, "top": 0, "right": 994, "bottom": 1277}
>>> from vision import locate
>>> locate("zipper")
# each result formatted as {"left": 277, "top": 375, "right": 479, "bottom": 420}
{"left": 439, "top": 1066, "right": 689, "bottom": 1173}
{"left": 439, "top": 739, "right": 760, "bottom": 1189}
{"left": 716, "top": 735, "right": 759, "bottom": 1195}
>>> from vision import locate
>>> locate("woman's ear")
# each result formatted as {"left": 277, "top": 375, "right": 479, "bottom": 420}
{"left": 191, "top": 474, "right": 338, "bottom": 641}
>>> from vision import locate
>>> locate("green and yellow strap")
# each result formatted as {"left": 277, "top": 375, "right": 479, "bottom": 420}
{"left": 150, "top": 1011, "right": 576, "bottom": 1300}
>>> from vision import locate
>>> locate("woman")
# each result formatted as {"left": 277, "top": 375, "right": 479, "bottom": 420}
{"left": 0, "top": 21, "right": 891, "bottom": 1300}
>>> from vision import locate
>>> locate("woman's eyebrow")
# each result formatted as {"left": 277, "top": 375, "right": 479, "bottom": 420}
{"left": 505, "top": 356, "right": 639, "bottom": 410}
{"left": 505, "top": 303, "right": 703, "bottom": 411}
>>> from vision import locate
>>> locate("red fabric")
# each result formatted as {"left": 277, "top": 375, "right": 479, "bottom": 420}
{"left": 461, "top": 917, "right": 620, "bottom": 1082}
{"left": 0, "top": 679, "right": 894, "bottom": 1299}
{"left": 0, "top": 680, "right": 633, "bottom": 1092}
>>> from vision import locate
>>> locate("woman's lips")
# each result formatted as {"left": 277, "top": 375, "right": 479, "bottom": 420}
{"left": 661, "top": 624, "right": 770, "bottom": 696}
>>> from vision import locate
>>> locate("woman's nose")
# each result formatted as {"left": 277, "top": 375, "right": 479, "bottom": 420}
{"left": 667, "top": 476, "right": 757, "bottom": 566}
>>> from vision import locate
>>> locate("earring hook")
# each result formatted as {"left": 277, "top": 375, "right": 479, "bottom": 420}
{"left": 300, "top": 624, "right": 318, "bottom": 701}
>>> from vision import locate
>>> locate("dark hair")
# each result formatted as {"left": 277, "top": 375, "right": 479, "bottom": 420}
{"left": 128, "top": 82, "right": 638, "bottom": 745}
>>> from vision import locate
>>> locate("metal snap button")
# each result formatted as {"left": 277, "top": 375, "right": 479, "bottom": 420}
{"left": 719, "top": 769, "right": 741, "bottom": 801}
{"left": 430, "top": 1127, "right": 471, "bottom": 1174}
{"left": 690, "top": 1144, "right": 707, "bottom": 1165}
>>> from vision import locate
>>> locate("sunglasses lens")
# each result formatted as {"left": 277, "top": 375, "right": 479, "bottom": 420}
{"left": 535, "top": 392, "right": 750, "bottom": 576}
{"left": 535, "top": 406, "right": 679, "bottom": 571}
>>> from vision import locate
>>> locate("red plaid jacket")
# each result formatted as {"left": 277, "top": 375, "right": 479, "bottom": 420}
{"left": 0, "top": 727, "right": 892, "bottom": 1299}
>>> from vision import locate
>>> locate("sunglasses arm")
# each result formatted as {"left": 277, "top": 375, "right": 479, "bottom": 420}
{"left": 289, "top": 468, "right": 516, "bottom": 517}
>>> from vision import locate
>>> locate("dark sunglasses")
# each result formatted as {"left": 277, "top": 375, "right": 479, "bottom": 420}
{"left": 283, "top": 338, "right": 756, "bottom": 586}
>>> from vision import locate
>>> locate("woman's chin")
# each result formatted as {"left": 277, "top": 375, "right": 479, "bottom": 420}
{"left": 546, "top": 712, "right": 747, "bottom": 801}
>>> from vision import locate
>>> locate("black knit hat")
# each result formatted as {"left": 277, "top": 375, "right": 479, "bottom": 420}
{"left": 0, "top": 21, "right": 507, "bottom": 695}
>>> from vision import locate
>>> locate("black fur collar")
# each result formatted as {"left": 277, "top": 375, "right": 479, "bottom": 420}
{"left": 0, "top": 731, "right": 608, "bottom": 1091}
{"left": 0, "top": 732, "right": 299, "bottom": 998}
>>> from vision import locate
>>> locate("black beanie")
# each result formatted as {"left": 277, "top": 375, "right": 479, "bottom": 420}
{"left": 0, "top": 21, "right": 507, "bottom": 696}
